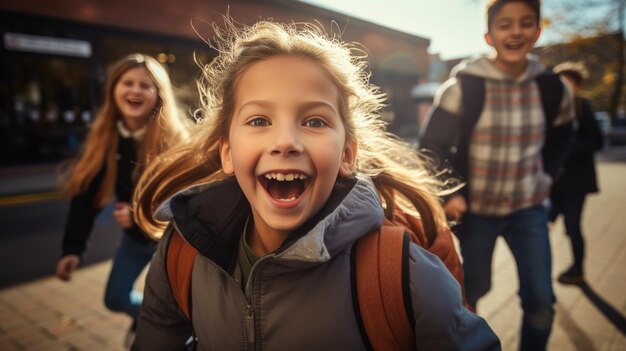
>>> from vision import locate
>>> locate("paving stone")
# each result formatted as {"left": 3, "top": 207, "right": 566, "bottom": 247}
{"left": 1, "top": 159, "right": 625, "bottom": 350}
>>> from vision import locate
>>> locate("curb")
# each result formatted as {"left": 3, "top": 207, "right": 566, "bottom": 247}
{"left": 0, "top": 191, "right": 63, "bottom": 208}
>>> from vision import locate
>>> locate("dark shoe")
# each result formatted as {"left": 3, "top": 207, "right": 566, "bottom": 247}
{"left": 557, "top": 267, "right": 584, "bottom": 285}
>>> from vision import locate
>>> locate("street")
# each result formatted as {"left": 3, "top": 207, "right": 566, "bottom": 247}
{"left": 0, "top": 200, "right": 120, "bottom": 288}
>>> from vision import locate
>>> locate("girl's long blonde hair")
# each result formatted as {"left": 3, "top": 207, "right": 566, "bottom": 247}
{"left": 60, "top": 53, "right": 190, "bottom": 207}
{"left": 134, "top": 20, "right": 453, "bottom": 240}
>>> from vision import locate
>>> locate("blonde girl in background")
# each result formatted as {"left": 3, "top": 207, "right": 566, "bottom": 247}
{"left": 132, "top": 20, "right": 500, "bottom": 350}
{"left": 55, "top": 53, "right": 189, "bottom": 346}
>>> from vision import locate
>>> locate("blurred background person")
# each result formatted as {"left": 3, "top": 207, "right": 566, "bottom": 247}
{"left": 549, "top": 61, "right": 604, "bottom": 285}
{"left": 54, "top": 53, "right": 189, "bottom": 347}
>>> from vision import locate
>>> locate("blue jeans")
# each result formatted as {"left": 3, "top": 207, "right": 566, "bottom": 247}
{"left": 459, "top": 205, "right": 555, "bottom": 351}
{"left": 104, "top": 234, "right": 155, "bottom": 321}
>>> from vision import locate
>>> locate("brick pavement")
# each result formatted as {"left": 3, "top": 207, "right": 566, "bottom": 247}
{"left": 0, "top": 262, "right": 139, "bottom": 351}
{"left": 1, "top": 157, "right": 625, "bottom": 350}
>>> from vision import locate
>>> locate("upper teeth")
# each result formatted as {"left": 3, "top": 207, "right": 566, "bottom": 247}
{"left": 264, "top": 173, "right": 307, "bottom": 181}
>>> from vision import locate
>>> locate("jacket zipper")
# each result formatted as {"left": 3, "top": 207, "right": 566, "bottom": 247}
{"left": 201, "top": 254, "right": 274, "bottom": 351}
{"left": 246, "top": 304, "right": 255, "bottom": 347}
{"left": 200, "top": 258, "right": 257, "bottom": 350}
{"left": 175, "top": 220, "right": 275, "bottom": 351}
{"left": 244, "top": 255, "right": 274, "bottom": 350}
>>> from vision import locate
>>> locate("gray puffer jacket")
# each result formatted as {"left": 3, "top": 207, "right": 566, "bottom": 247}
{"left": 133, "top": 175, "right": 500, "bottom": 351}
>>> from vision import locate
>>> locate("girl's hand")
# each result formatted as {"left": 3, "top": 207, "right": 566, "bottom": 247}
{"left": 444, "top": 195, "right": 467, "bottom": 220}
{"left": 55, "top": 255, "right": 80, "bottom": 281}
{"left": 113, "top": 202, "right": 133, "bottom": 229}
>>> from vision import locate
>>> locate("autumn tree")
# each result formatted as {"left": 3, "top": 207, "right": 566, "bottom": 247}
{"left": 539, "top": 0, "right": 625, "bottom": 125}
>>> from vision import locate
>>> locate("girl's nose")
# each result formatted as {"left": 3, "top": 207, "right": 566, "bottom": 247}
{"left": 270, "top": 124, "right": 303, "bottom": 157}
{"left": 130, "top": 84, "right": 142, "bottom": 94}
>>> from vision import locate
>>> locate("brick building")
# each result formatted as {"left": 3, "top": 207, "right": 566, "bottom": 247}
{"left": 0, "top": 0, "right": 430, "bottom": 164}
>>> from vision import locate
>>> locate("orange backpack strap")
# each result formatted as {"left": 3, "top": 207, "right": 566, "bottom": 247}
{"left": 166, "top": 230, "right": 198, "bottom": 320}
{"left": 354, "top": 225, "right": 415, "bottom": 351}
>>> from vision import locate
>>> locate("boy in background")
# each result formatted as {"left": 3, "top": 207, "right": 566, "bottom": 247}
{"left": 419, "top": 0, "right": 575, "bottom": 349}
{"left": 549, "top": 61, "right": 604, "bottom": 285}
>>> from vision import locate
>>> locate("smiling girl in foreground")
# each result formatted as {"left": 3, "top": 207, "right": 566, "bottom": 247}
{"left": 132, "top": 20, "right": 499, "bottom": 350}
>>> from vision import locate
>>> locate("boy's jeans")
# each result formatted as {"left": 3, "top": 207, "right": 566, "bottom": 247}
{"left": 459, "top": 205, "right": 555, "bottom": 351}
{"left": 104, "top": 234, "right": 155, "bottom": 320}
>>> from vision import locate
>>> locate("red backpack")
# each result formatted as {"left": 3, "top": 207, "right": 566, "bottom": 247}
{"left": 166, "top": 213, "right": 464, "bottom": 351}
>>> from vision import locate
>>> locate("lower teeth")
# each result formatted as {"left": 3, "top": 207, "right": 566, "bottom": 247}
{"left": 277, "top": 196, "right": 297, "bottom": 202}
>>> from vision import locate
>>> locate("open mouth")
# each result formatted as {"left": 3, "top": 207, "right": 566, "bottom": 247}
{"left": 259, "top": 172, "right": 310, "bottom": 202}
{"left": 504, "top": 42, "right": 524, "bottom": 50}
{"left": 127, "top": 98, "right": 143, "bottom": 107}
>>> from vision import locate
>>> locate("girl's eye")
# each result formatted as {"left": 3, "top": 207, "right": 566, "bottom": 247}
{"left": 304, "top": 117, "right": 327, "bottom": 128}
{"left": 248, "top": 117, "right": 270, "bottom": 127}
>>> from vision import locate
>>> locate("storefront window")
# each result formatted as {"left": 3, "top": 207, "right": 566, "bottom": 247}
{"left": 3, "top": 53, "right": 90, "bottom": 163}
{"left": 0, "top": 13, "right": 213, "bottom": 166}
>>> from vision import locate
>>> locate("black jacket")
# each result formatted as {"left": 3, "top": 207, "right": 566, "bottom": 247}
{"left": 552, "top": 97, "right": 604, "bottom": 195}
{"left": 62, "top": 135, "right": 152, "bottom": 258}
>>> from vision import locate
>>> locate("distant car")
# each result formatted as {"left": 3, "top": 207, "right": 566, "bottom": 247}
{"left": 594, "top": 111, "right": 610, "bottom": 133}
{"left": 411, "top": 82, "right": 441, "bottom": 103}
{"left": 597, "top": 111, "right": 626, "bottom": 147}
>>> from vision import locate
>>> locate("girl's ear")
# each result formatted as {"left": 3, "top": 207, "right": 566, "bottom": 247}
{"left": 220, "top": 140, "right": 234, "bottom": 175}
{"left": 339, "top": 140, "right": 358, "bottom": 177}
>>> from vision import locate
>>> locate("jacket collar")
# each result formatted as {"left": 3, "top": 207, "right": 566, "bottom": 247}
{"left": 155, "top": 174, "right": 384, "bottom": 271}
{"left": 117, "top": 120, "right": 147, "bottom": 141}
{"left": 452, "top": 53, "right": 546, "bottom": 84}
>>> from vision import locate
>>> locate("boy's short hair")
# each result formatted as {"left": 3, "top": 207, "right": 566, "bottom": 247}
{"left": 486, "top": 0, "right": 541, "bottom": 30}
{"left": 553, "top": 61, "right": 589, "bottom": 85}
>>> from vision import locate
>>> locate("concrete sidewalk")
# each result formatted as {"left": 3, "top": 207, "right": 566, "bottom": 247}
{"left": 478, "top": 158, "right": 626, "bottom": 350}
{"left": 1, "top": 159, "right": 625, "bottom": 350}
